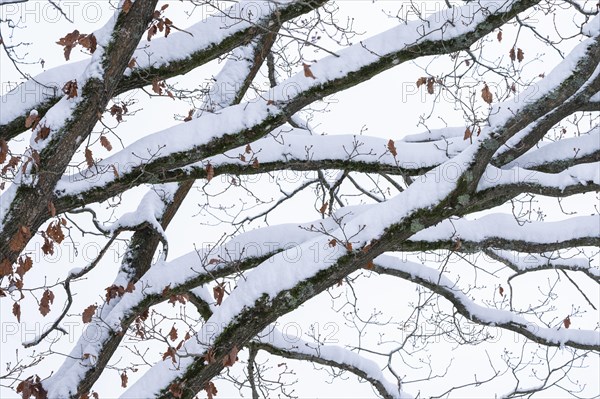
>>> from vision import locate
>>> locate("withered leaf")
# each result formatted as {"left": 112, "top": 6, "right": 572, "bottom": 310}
{"left": 56, "top": 30, "right": 80, "bottom": 60}
{"left": 39, "top": 289, "right": 55, "bottom": 317}
{"left": 78, "top": 34, "right": 97, "bottom": 54}
{"left": 213, "top": 284, "right": 225, "bottom": 306}
{"left": 319, "top": 202, "right": 328, "bottom": 215}
{"left": 563, "top": 316, "right": 571, "bottom": 329}
{"left": 168, "top": 325, "right": 178, "bottom": 341}
{"left": 416, "top": 77, "right": 427, "bottom": 88}
{"left": 100, "top": 136, "right": 113, "bottom": 151}
{"left": 509, "top": 47, "right": 516, "bottom": 62}
{"left": 497, "top": 30, "right": 503, "bottom": 42}
{"left": 517, "top": 48, "right": 524, "bottom": 62}
{"left": 328, "top": 239, "right": 337, "bottom": 247}
{"left": 151, "top": 77, "right": 162, "bottom": 95}
{"left": 463, "top": 127, "right": 472, "bottom": 141}
{"left": 82, "top": 304, "right": 97, "bottom": 323}
{"left": 35, "top": 126, "right": 51, "bottom": 143}
{"left": 46, "top": 221, "right": 65, "bottom": 244}
{"left": 62, "top": 80, "right": 78, "bottom": 99}
{"left": 303, "top": 63, "right": 316, "bottom": 79}
{"left": 16, "top": 256, "right": 33, "bottom": 278}
{"left": 13, "top": 302, "right": 21, "bottom": 322}
{"left": 147, "top": 25, "right": 158, "bottom": 41}
{"left": 120, "top": 372, "right": 128, "bottom": 388}
{"left": 251, "top": 158, "right": 259, "bottom": 169}
{"left": 481, "top": 83, "right": 493, "bottom": 104}
{"left": 162, "top": 346, "right": 177, "bottom": 363}
{"left": 245, "top": 144, "right": 252, "bottom": 154}
{"left": 426, "top": 77, "right": 435, "bottom": 95}
{"left": 206, "top": 163, "right": 214, "bottom": 182}
{"left": 499, "top": 285, "right": 504, "bottom": 297}
{"left": 128, "top": 57, "right": 137, "bottom": 69}
{"left": 222, "top": 345, "right": 239, "bottom": 367}
{"left": 365, "top": 260, "right": 374, "bottom": 270}
{"left": 85, "top": 148, "right": 94, "bottom": 168}
{"left": 387, "top": 139, "right": 397, "bottom": 157}
{"left": 183, "top": 109, "right": 194, "bottom": 122}
{"left": 25, "top": 112, "right": 40, "bottom": 130}
{"left": 204, "top": 381, "right": 218, "bottom": 399}
{"left": 0, "top": 139, "right": 8, "bottom": 164}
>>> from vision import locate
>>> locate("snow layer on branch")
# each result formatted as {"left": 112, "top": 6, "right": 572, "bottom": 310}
{"left": 490, "top": 250, "right": 599, "bottom": 276}
{"left": 104, "top": 185, "right": 176, "bottom": 234}
{"left": 0, "top": 0, "right": 294, "bottom": 128}
{"left": 409, "top": 214, "right": 599, "bottom": 244}
{"left": 374, "top": 254, "right": 600, "bottom": 346}
{"left": 255, "top": 327, "right": 407, "bottom": 399}
{"left": 477, "top": 162, "right": 600, "bottom": 191}
{"left": 506, "top": 128, "right": 599, "bottom": 169}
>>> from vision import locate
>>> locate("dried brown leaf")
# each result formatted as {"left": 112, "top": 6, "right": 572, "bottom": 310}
{"left": 120, "top": 372, "right": 128, "bottom": 388}
{"left": 319, "top": 202, "right": 328, "bottom": 215}
{"left": 82, "top": 304, "right": 97, "bottom": 323}
{"left": 206, "top": 163, "right": 214, "bottom": 182}
{"left": 100, "top": 136, "right": 113, "bottom": 151}
{"left": 85, "top": 147, "right": 94, "bottom": 168}
{"left": 222, "top": 345, "right": 239, "bottom": 367}
{"left": 168, "top": 325, "right": 178, "bottom": 341}
{"left": 39, "top": 289, "right": 55, "bottom": 317}
{"left": 303, "top": 63, "right": 316, "bottom": 79}
{"left": 13, "top": 302, "right": 21, "bottom": 322}
{"left": 0, "top": 139, "right": 8, "bottom": 164}
{"left": 481, "top": 83, "right": 493, "bottom": 104}
{"left": 463, "top": 127, "right": 472, "bottom": 141}
{"left": 387, "top": 139, "right": 397, "bottom": 157}
{"left": 204, "top": 381, "right": 218, "bottom": 399}
{"left": 213, "top": 284, "right": 225, "bottom": 306}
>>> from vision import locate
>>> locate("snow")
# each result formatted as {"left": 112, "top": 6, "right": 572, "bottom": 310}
{"left": 374, "top": 254, "right": 600, "bottom": 347}
{"left": 0, "top": 0, "right": 300, "bottom": 129}
{"left": 409, "top": 214, "right": 600, "bottom": 245}
{"left": 253, "top": 327, "right": 408, "bottom": 398}
{"left": 489, "top": 250, "right": 599, "bottom": 277}
{"left": 478, "top": 163, "right": 600, "bottom": 191}
{"left": 506, "top": 127, "right": 599, "bottom": 169}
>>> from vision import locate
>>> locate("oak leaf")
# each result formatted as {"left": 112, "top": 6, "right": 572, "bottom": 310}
{"left": 481, "top": 83, "right": 493, "bottom": 104}
{"left": 206, "top": 163, "right": 215, "bottom": 182}
{"left": 387, "top": 139, "right": 397, "bottom": 157}
{"left": 100, "top": 136, "right": 113, "bottom": 151}
{"left": 13, "top": 302, "right": 21, "bottom": 322}
{"left": 85, "top": 148, "right": 94, "bottom": 168}
{"left": 82, "top": 304, "right": 97, "bottom": 323}
{"left": 120, "top": 372, "right": 128, "bottom": 388}
{"left": 204, "top": 381, "right": 218, "bottom": 399}
{"left": 213, "top": 284, "right": 225, "bottom": 306}
{"left": 222, "top": 345, "right": 239, "bottom": 367}
{"left": 303, "top": 63, "right": 316, "bottom": 79}
{"left": 168, "top": 325, "right": 178, "bottom": 341}
{"left": 0, "top": 139, "right": 8, "bottom": 164}
{"left": 39, "top": 289, "right": 55, "bottom": 317}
